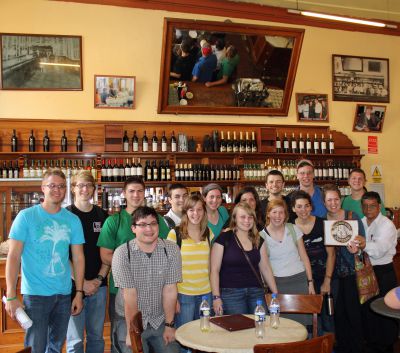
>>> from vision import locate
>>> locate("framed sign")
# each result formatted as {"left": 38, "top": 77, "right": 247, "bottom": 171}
{"left": 95, "top": 75, "right": 136, "bottom": 109}
{"left": 0, "top": 33, "right": 83, "bottom": 90}
{"left": 353, "top": 104, "right": 385, "bottom": 132}
{"left": 332, "top": 54, "right": 389, "bottom": 103}
{"left": 296, "top": 93, "right": 329, "bottom": 122}
{"left": 324, "top": 220, "right": 358, "bottom": 246}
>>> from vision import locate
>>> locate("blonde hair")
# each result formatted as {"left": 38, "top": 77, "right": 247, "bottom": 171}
{"left": 71, "top": 170, "right": 95, "bottom": 186}
{"left": 179, "top": 194, "right": 210, "bottom": 241}
{"left": 230, "top": 202, "right": 260, "bottom": 247}
{"left": 43, "top": 168, "right": 66, "bottom": 181}
{"left": 265, "top": 199, "right": 289, "bottom": 225}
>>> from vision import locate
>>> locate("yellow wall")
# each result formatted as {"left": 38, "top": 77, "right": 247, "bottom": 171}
{"left": 1, "top": 0, "right": 399, "bottom": 206}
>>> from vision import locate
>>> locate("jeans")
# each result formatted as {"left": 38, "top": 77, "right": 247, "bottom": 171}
{"left": 66, "top": 286, "right": 107, "bottom": 353}
{"left": 142, "top": 323, "right": 180, "bottom": 353}
{"left": 221, "top": 287, "right": 265, "bottom": 315}
{"left": 176, "top": 293, "right": 212, "bottom": 328}
{"left": 23, "top": 294, "right": 71, "bottom": 353}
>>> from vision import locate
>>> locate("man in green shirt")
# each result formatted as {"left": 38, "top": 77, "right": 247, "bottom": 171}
{"left": 342, "top": 168, "right": 386, "bottom": 218}
{"left": 205, "top": 45, "right": 239, "bottom": 88}
{"left": 97, "top": 176, "right": 169, "bottom": 353}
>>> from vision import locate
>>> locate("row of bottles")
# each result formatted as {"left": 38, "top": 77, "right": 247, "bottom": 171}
{"left": 175, "top": 164, "right": 241, "bottom": 182}
{"left": 276, "top": 133, "right": 334, "bottom": 155}
{"left": 123, "top": 130, "right": 177, "bottom": 153}
{"left": 0, "top": 160, "right": 19, "bottom": 179}
{"left": 10, "top": 129, "right": 83, "bottom": 152}
{"left": 219, "top": 131, "right": 257, "bottom": 153}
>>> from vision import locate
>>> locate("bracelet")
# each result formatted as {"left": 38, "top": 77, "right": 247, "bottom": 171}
{"left": 6, "top": 296, "right": 17, "bottom": 302}
{"left": 307, "top": 279, "right": 314, "bottom": 284}
{"left": 213, "top": 295, "right": 221, "bottom": 300}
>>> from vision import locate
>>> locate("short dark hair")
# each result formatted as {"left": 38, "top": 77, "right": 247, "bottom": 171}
{"left": 291, "top": 190, "right": 313, "bottom": 210}
{"left": 180, "top": 39, "right": 192, "bottom": 53}
{"left": 266, "top": 170, "right": 285, "bottom": 182}
{"left": 168, "top": 183, "right": 187, "bottom": 197}
{"left": 124, "top": 176, "right": 145, "bottom": 191}
{"left": 349, "top": 168, "right": 366, "bottom": 179}
{"left": 131, "top": 206, "right": 159, "bottom": 226}
{"left": 361, "top": 191, "right": 381, "bottom": 205}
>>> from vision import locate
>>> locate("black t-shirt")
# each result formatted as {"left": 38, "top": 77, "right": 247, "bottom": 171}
{"left": 173, "top": 55, "right": 196, "bottom": 81}
{"left": 67, "top": 204, "right": 108, "bottom": 286}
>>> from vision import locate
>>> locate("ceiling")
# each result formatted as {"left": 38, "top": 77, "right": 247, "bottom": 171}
{"left": 228, "top": 0, "right": 400, "bottom": 23}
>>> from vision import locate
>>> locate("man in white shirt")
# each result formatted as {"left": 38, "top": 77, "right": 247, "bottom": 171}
{"left": 355, "top": 191, "right": 398, "bottom": 353}
{"left": 163, "top": 183, "right": 188, "bottom": 229}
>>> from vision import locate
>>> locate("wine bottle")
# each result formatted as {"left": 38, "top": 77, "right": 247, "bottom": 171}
{"left": 112, "top": 158, "right": 119, "bottom": 182}
{"left": 61, "top": 130, "right": 68, "bottom": 152}
{"left": 161, "top": 131, "right": 167, "bottom": 152}
{"left": 8, "top": 161, "right": 13, "bottom": 179}
{"left": 171, "top": 131, "right": 177, "bottom": 152}
{"left": 298, "top": 133, "right": 305, "bottom": 154}
{"left": 220, "top": 131, "right": 226, "bottom": 152}
{"left": 152, "top": 160, "right": 158, "bottom": 181}
{"left": 125, "top": 158, "right": 131, "bottom": 179}
{"left": 23, "top": 159, "right": 29, "bottom": 178}
{"left": 306, "top": 133, "right": 312, "bottom": 154}
{"left": 283, "top": 133, "right": 289, "bottom": 153}
{"left": 106, "top": 160, "right": 112, "bottom": 182}
{"left": 291, "top": 133, "right": 297, "bottom": 154}
{"left": 184, "top": 163, "right": 190, "bottom": 181}
{"left": 239, "top": 131, "right": 245, "bottom": 153}
{"left": 226, "top": 131, "right": 233, "bottom": 153}
{"left": 29, "top": 130, "right": 36, "bottom": 152}
{"left": 152, "top": 131, "right": 158, "bottom": 152}
{"left": 313, "top": 133, "right": 319, "bottom": 154}
{"left": 76, "top": 130, "right": 83, "bottom": 152}
{"left": 145, "top": 160, "right": 152, "bottom": 181}
{"left": 245, "top": 132, "right": 251, "bottom": 153}
{"left": 132, "top": 130, "right": 139, "bottom": 152}
{"left": 276, "top": 133, "right": 281, "bottom": 153}
{"left": 123, "top": 130, "right": 129, "bottom": 152}
{"left": 101, "top": 159, "right": 107, "bottom": 182}
{"left": 137, "top": 158, "right": 143, "bottom": 177}
{"left": 165, "top": 160, "right": 171, "bottom": 181}
{"left": 91, "top": 159, "right": 97, "bottom": 180}
{"left": 251, "top": 131, "right": 257, "bottom": 153}
{"left": 131, "top": 157, "right": 137, "bottom": 176}
{"left": 11, "top": 129, "right": 18, "bottom": 152}
{"left": 329, "top": 134, "right": 335, "bottom": 154}
{"left": 159, "top": 160, "right": 166, "bottom": 181}
{"left": 28, "top": 160, "right": 35, "bottom": 178}
{"left": 43, "top": 130, "right": 50, "bottom": 152}
{"left": 321, "top": 134, "right": 327, "bottom": 154}
{"left": 142, "top": 131, "right": 149, "bottom": 152}
{"left": 233, "top": 131, "right": 239, "bottom": 153}
{"left": 118, "top": 159, "right": 124, "bottom": 181}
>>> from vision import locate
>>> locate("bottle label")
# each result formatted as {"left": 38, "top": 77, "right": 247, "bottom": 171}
{"left": 269, "top": 304, "right": 280, "bottom": 315}
{"left": 137, "top": 167, "right": 143, "bottom": 176}
{"left": 255, "top": 313, "right": 266, "bottom": 322}
{"left": 162, "top": 142, "right": 167, "bottom": 152}
{"left": 321, "top": 141, "right": 327, "bottom": 150}
{"left": 143, "top": 142, "right": 148, "bottom": 152}
{"left": 276, "top": 141, "right": 281, "bottom": 149}
{"left": 200, "top": 308, "right": 210, "bottom": 318}
{"left": 133, "top": 142, "right": 139, "bottom": 152}
{"left": 123, "top": 142, "right": 129, "bottom": 152}
{"left": 329, "top": 142, "right": 335, "bottom": 150}
{"left": 306, "top": 141, "right": 312, "bottom": 150}
{"left": 299, "top": 141, "right": 305, "bottom": 150}
{"left": 283, "top": 141, "right": 289, "bottom": 149}
{"left": 152, "top": 142, "right": 158, "bottom": 152}
{"left": 171, "top": 142, "right": 177, "bottom": 152}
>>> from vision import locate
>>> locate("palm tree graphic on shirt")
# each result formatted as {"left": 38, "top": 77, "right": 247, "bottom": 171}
{"left": 40, "top": 220, "right": 70, "bottom": 277}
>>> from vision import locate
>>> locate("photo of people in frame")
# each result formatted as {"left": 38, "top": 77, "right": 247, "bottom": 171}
{"left": 353, "top": 104, "right": 386, "bottom": 133}
{"left": 296, "top": 93, "right": 329, "bottom": 122}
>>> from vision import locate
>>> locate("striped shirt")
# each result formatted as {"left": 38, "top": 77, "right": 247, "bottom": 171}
{"left": 167, "top": 228, "right": 214, "bottom": 295}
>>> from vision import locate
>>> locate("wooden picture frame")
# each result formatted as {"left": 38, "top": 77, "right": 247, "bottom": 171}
{"left": 94, "top": 75, "right": 136, "bottom": 109}
{"left": 0, "top": 33, "right": 83, "bottom": 90}
{"left": 296, "top": 93, "right": 329, "bottom": 122}
{"left": 332, "top": 54, "right": 389, "bottom": 103}
{"left": 353, "top": 104, "right": 386, "bottom": 133}
{"left": 158, "top": 18, "right": 304, "bottom": 116}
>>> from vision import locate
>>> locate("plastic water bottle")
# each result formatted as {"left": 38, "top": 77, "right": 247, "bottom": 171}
{"left": 254, "top": 299, "right": 266, "bottom": 338}
{"left": 2, "top": 296, "right": 33, "bottom": 330}
{"left": 199, "top": 296, "right": 210, "bottom": 332}
{"left": 269, "top": 293, "right": 280, "bottom": 329}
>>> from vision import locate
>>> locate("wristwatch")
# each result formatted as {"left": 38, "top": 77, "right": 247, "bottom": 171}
{"left": 164, "top": 321, "right": 175, "bottom": 328}
{"left": 96, "top": 274, "right": 104, "bottom": 282}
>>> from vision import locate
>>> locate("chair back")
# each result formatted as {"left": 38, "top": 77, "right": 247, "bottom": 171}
{"left": 253, "top": 333, "right": 334, "bottom": 353}
{"left": 265, "top": 293, "right": 323, "bottom": 337}
{"left": 129, "top": 311, "right": 144, "bottom": 353}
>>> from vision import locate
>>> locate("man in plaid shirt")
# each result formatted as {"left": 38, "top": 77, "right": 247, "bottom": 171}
{"left": 112, "top": 206, "right": 182, "bottom": 353}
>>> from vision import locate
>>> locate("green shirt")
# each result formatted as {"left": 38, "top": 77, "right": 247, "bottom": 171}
{"left": 341, "top": 195, "right": 386, "bottom": 218}
{"left": 207, "top": 206, "right": 229, "bottom": 243}
{"left": 217, "top": 54, "right": 240, "bottom": 80}
{"left": 97, "top": 209, "right": 170, "bottom": 294}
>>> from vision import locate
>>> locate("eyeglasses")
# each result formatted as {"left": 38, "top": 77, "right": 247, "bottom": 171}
{"left": 362, "top": 204, "right": 378, "bottom": 209}
{"left": 44, "top": 183, "right": 66, "bottom": 190}
{"left": 134, "top": 222, "right": 158, "bottom": 228}
{"left": 75, "top": 183, "right": 94, "bottom": 190}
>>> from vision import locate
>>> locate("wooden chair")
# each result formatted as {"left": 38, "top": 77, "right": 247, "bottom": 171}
{"left": 265, "top": 293, "right": 323, "bottom": 338}
{"left": 16, "top": 348, "right": 31, "bottom": 353}
{"left": 253, "top": 333, "right": 334, "bottom": 353}
{"left": 129, "top": 311, "right": 144, "bottom": 353}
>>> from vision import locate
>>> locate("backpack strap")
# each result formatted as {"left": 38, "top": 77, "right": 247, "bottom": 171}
{"left": 164, "top": 215, "right": 176, "bottom": 230}
{"left": 175, "top": 228, "right": 182, "bottom": 249}
{"left": 287, "top": 223, "right": 298, "bottom": 248}
{"left": 126, "top": 240, "right": 131, "bottom": 263}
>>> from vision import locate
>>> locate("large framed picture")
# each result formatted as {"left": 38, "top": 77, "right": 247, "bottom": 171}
{"left": 353, "top": 104, "right": 386, "bottom": 132}
{"left": 0, "top": 33, "right": 82, "bottom": 90}
{"left": 94, "top": 75, "right": 136, "bottom": 109}
{"left": 295, "top": 93, "right": 329, "bottom": 122}
{"left": 332, "top": 54, "right": 389, "bottom": 103}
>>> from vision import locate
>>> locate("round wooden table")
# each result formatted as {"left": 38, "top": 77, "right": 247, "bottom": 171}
{"left": 371, "top": 297, "right": 400, "bottom": 320}
{"left": 175, "top": 315, "right": 308, "bottom": 353}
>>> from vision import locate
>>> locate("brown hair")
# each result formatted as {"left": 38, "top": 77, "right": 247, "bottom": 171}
{"left": 229, "top": 202, "right": 260, "bottom": 248}
{"left": 265, "top": 199, "right": 289, "bottom": 225}
{"left": 322, "top": 183, "right": 341, "bottom": 201}
{"left": 178, "top": 194, "right": 210, "bottom": 241}
{"left": 71, "top": 170, "right": 95, "bottom": 198}
{"left": 42, "top": 168, "right": 66, "bottom": 181}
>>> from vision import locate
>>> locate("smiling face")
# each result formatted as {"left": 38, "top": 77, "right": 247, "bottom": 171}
{"left": 293, "top": 198, "right": 312, "bottom": 220}
{"left": 324, "top": 190, "right": 341, "bottom": 214}
{"left": 41, "top": 175, "right": 67, "bottom": 206}
{"left": 204, "top": 189, "right": 222, "bottom": 211}
{"left": 240, "top": 192, "right": 257, "bottom": 211}
{"left": 362, "top": 198, "right": 380, "bottom": 223}
{"left": 169, "top": 188, "right": 188, "bottom": 214}
{"left": 267, "top": 206, "right": 286, "bottom": 227}
{"left": 235, "top": 207, "right": 255, "bottom": 232}
{"left": 297, "top": 165, "right": 314, "bottom": 188}
{"left": 73, "top": 178, "right": 95, "bottom": 203}
{"left": 348, "top": 171, "right": 366, "bottom": 193}
{"left": 124, "top": 182, "right": 145, "bottom": 210}
{"left": 187, "top": 200, "right": 205, "bottom": 225}
{"left": 131, "top": 214, "right": 159, "bottom": 246}
{"left": 266, "top": 175, "right": 284, "bottom": 196}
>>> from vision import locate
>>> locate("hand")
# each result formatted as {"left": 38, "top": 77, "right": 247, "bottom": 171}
{"left": 205, "top": 82, "right": 212, "bottom": 87}
{"left": 320, "top": 278, "right": 331, "bottom": 295}
{"left": 71, "top": 293, "right": 83, "bottom": 316}
{"left": 5, "top": 299, "right": 23, "bottom": 321}
{"left": 354, "top": 235, "right": 366, "bottom": 250}
{"left": 125, "top": 332, "right": 132, "bottom": 348}
{"left": 175, "top": 300, "right": 180, "bottom": 314}
{"left": 308, "top": 282, "right": 316, "bottom": 295}
{"left": 83, "top": 279, "right": 100, "bottom": 296}
{"left": 347, "top": 239, "right": 360, "bottom": 254}
{"left": 213, "top": 298, "right": 223, "bottom": 316}
{"left": 163, "top": 326, "right": 176, "bottom": 345}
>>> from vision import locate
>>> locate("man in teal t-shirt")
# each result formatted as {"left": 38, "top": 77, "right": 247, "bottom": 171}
{"left": 97, "top": 176, "right": 169, "bottom": 353}
{"left": 342, "top": 168, "right": 386, "bottom": 218}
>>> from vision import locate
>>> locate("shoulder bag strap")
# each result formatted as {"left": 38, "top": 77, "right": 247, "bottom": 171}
{"left": 233, "top": 232, "right": 269, "bottom": 294}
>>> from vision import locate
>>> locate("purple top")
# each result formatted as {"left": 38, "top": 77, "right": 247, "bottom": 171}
{"left": 215, "top": 230, "right": 262, "bottom": 288}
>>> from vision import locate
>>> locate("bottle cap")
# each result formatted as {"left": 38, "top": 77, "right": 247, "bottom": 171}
{"left": 202, "top": 295, "right": 207, "bottom": 301}
{"left": 272, "top": 293, "right": 277, "bottom": 299}
{"left": 256, "top": 299, "right": 262, "bottom": 305}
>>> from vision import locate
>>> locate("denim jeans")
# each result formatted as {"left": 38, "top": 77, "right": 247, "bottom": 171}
{"left": 66, "top": 286, "right": 107, "bottom": 353}
{"left": 142, "top": 323, "right": 180, "bottom": 353}
{"left": 176, "top": 292, "right": 212, "bottom": 328}
{"left": 221, "top": 287, "right": 265, "bottom": 315}
{"left": 23, "top": 294, "right": 71, "bottom": 353}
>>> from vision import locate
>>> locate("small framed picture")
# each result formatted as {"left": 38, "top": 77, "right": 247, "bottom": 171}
{"left": 95, "top": 75, "right": 136, "bottom": 109}
{"left": 296, "top": 93, "right": 329, "bottom": 122}
{"left": 353, "top": 104, "right": 386, "bottom": 133}
{"left": 324, "top": 220, "right": 358, "bottom": 246}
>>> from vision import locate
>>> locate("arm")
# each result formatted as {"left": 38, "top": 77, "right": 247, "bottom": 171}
{"left": 259, "top": 244, "right": 278, "bottom": 293}
{"left": 71, "top": 244, "right": 85, "bottom": 315}
{"left": 320, "top": 246, "right": 335, "bottom": 294}
{"left": 5, "top": 239, "right": 24, "bottom": 320}
{"left": 297, "top": 238, "right": 316, "bottom": 294}
{"left": 162, "top": 283, "right": 178, "bottom": 345}
{"left": 100, "top": 247, "right": 114, "bottom": 266}
{"left": 210, "top": 243, "right": 224, "bottom": 315}
{"left": 170, "top": 72, "right": 181, "bottom": 79}
{"left": 84, "top": 262, "right": 110, "bottom": 296}
{"left": 384, "top": 287, "right": 400, "bottom": 309}
{"left": 205, "top": 76, "right": 228, "bottom": 87}
{"left": 123, "top": 288, "right": 138, "bottom": 348}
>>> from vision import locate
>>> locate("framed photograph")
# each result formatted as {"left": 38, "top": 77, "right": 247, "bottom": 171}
{"left": 296, "top": 93, "right": 329, "bottom": 122}
{"left": 94, "top": 75, "right": 136, "bottom": 109}
{"left": 0, "top": 33, "right": 82, "bottom": 90}
{"left": 332, "top": 54, "right": 389, "bottom": 103}
{"left": 324, "top": 220, "right": 358, "bottom": 246}
{"left": 353, "top": 104, "right": 386, "bottom": 132}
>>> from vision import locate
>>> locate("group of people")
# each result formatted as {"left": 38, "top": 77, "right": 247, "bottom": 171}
{"left": 4, "top": 158, "right": 399, "bottom": 353}
{"left": 170, "top": 35, "right": 240, "bottom": 87}
{"left": 297, "top": 97, "right": 328, "bottom": 120}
